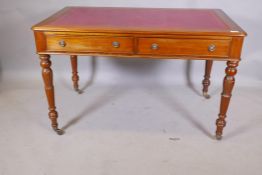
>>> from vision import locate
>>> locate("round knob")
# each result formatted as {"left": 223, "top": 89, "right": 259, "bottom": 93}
{"left": 208, "top": 44, "right": 216, "bottom": 52}
{"left": 59, "top": 40, "right": 66, "bottom": 47}
{"left": 112, "top": 41, "right": 120, "bottom": 48}
{"left": 151, "top": 43, "right": 159, "bottom": 50}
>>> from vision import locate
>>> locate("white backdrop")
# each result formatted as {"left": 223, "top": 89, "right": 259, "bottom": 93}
{"left": 0, "top": 0, "right": 261, "bottom": 86}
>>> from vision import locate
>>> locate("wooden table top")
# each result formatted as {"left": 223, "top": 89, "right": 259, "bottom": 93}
{"left": 32, "top": 7, "right": 246, "bottom": 36}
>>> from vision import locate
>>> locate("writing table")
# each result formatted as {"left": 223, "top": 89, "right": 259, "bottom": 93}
{"left": 32, "top": 7, "right": 247, "bottom": 139}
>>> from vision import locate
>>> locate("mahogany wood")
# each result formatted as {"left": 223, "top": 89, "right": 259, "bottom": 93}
{"left": 70, "top": 55, "right": 80, "bottom": 92}
{"left": 137, "top": 38, "right": 231, "bottom": 57}
{"left": 202, "top": 60, "right": 213, "bottom": 98}
{"left": 32, "top": 7, "right": 247, "bottom": 139}
{"left": 216, "top": 61, "right": 238, "bottom": 139}
{"left": 39, "top": 54, "right": 64, "bottom": 135}
{"left": 46, "top": 35, "right": 134, "bottom": 54}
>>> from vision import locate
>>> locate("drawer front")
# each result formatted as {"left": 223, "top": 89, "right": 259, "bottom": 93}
{"left": 46, "top": 35, "right": 134, "bottom": 54}
{"left": 137, "top": 38, "right": 231, "bottom": 57}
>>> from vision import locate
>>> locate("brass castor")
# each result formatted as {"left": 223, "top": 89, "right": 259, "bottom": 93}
{"left": 53, "top": 128, "right": 65, "bottom": 135}
{"left": 74, "top": 88, "right": 83, "bottom": 94}
{"left": 203, "top": 92, "right": 211, "bottom": 99}
{"left": 215, "top": 135, "right": 222, "bottom": 140}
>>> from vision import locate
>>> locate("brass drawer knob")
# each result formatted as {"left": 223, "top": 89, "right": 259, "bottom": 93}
{"left": 151, "top": 43, "right": 159, "bottom": 50}
{"left": 59, "top": 40, "right": 66, "bottom": 47}
{"left": 208, "top": 44, "right": 216, "bottom": 52}
{"left": 112, "top": 41, "right": 120, "bottom": 48}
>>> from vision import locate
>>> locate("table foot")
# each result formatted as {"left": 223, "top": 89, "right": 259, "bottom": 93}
{"left": 215, "top": 134, "right": 223, "bottom": 140}
{"left": 74, "top": 88, "right": 83, "bottom": 94}
{"left": 53, "top": 128, "right": 65, "bottom": 135}
{"left": 203, "top": 92, "right": 211, "bottom": 99}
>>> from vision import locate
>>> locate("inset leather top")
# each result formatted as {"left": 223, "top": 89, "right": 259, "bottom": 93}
{"left": 32, "top": 7, "right": 246, "bottom": 36}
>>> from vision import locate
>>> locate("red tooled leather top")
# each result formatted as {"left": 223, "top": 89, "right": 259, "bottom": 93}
{"left": 36, "top": 7, "right": 231, "bottom": 32}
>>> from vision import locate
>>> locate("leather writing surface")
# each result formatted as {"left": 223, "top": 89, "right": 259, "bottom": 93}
{"left": 44, "top": 7, "right": 229, "bottom": 32}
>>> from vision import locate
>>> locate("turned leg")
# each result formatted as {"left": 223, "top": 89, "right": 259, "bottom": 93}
{"left": 70, "top": 55, "right": 81, "bottom": 93}
{"left": 215, "top": 61, "right": 239, "bottom": 140}
{"left": 202, "top": 60, "right": 213, "bottom": 99}
{"left": 40, "top": 54, "right": 64, "bottom": 135}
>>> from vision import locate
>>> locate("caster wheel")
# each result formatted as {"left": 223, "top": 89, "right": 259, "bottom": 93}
{"left": 54, "top": 128, "right": 65, "bottom": 135}
{"left": 216, "top": 135, "right": 222, "bottom": 140}
{"left": 75, "top": 88, "right": 83, "bottom": 94}
{"left": 203, "top": 92, "right": 211, "bottom": 99}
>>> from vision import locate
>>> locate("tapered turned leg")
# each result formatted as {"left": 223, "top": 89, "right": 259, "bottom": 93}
{"left": 216, "top": 61, "right": 239, "bottom": 140}
{"left": 70, "top": 55, "right": 81, "bottom": 93}
{"left": 202, "top": 60, "right": 213, "bottom": 99}
{"left": 40, "top": 54, "right": 64, "bottom": 135}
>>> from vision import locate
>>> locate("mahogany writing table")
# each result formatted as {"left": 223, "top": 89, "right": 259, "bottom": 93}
{"left": 32, "top": 7, "right": 247, "bottom": 139}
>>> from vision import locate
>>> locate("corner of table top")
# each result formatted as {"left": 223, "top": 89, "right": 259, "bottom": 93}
{"left": 214, "top": 9, "right": 247, "bottom": 37}
{"left": 31, "top": 7, "right": 71, "bottom": 31}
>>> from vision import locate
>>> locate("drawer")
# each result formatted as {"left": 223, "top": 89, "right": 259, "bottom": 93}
{"left": 46, "top": 35, "right": 134, "bottom": 54}
{"left": 137, "top": 38, "right": 231, "bottom": 57}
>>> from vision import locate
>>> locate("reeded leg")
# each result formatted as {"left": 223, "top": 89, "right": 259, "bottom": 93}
{"left": 215, "top": 61, "right": 239, "bottom": 140}
{"left": 202, "top": 60, "right": 213, "bottom": 99}
{"left": 40, "top": 54, "right": 64, "bottom": 135}
{"left": 70, "top": 55, "right": 81, "bottom": 93}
